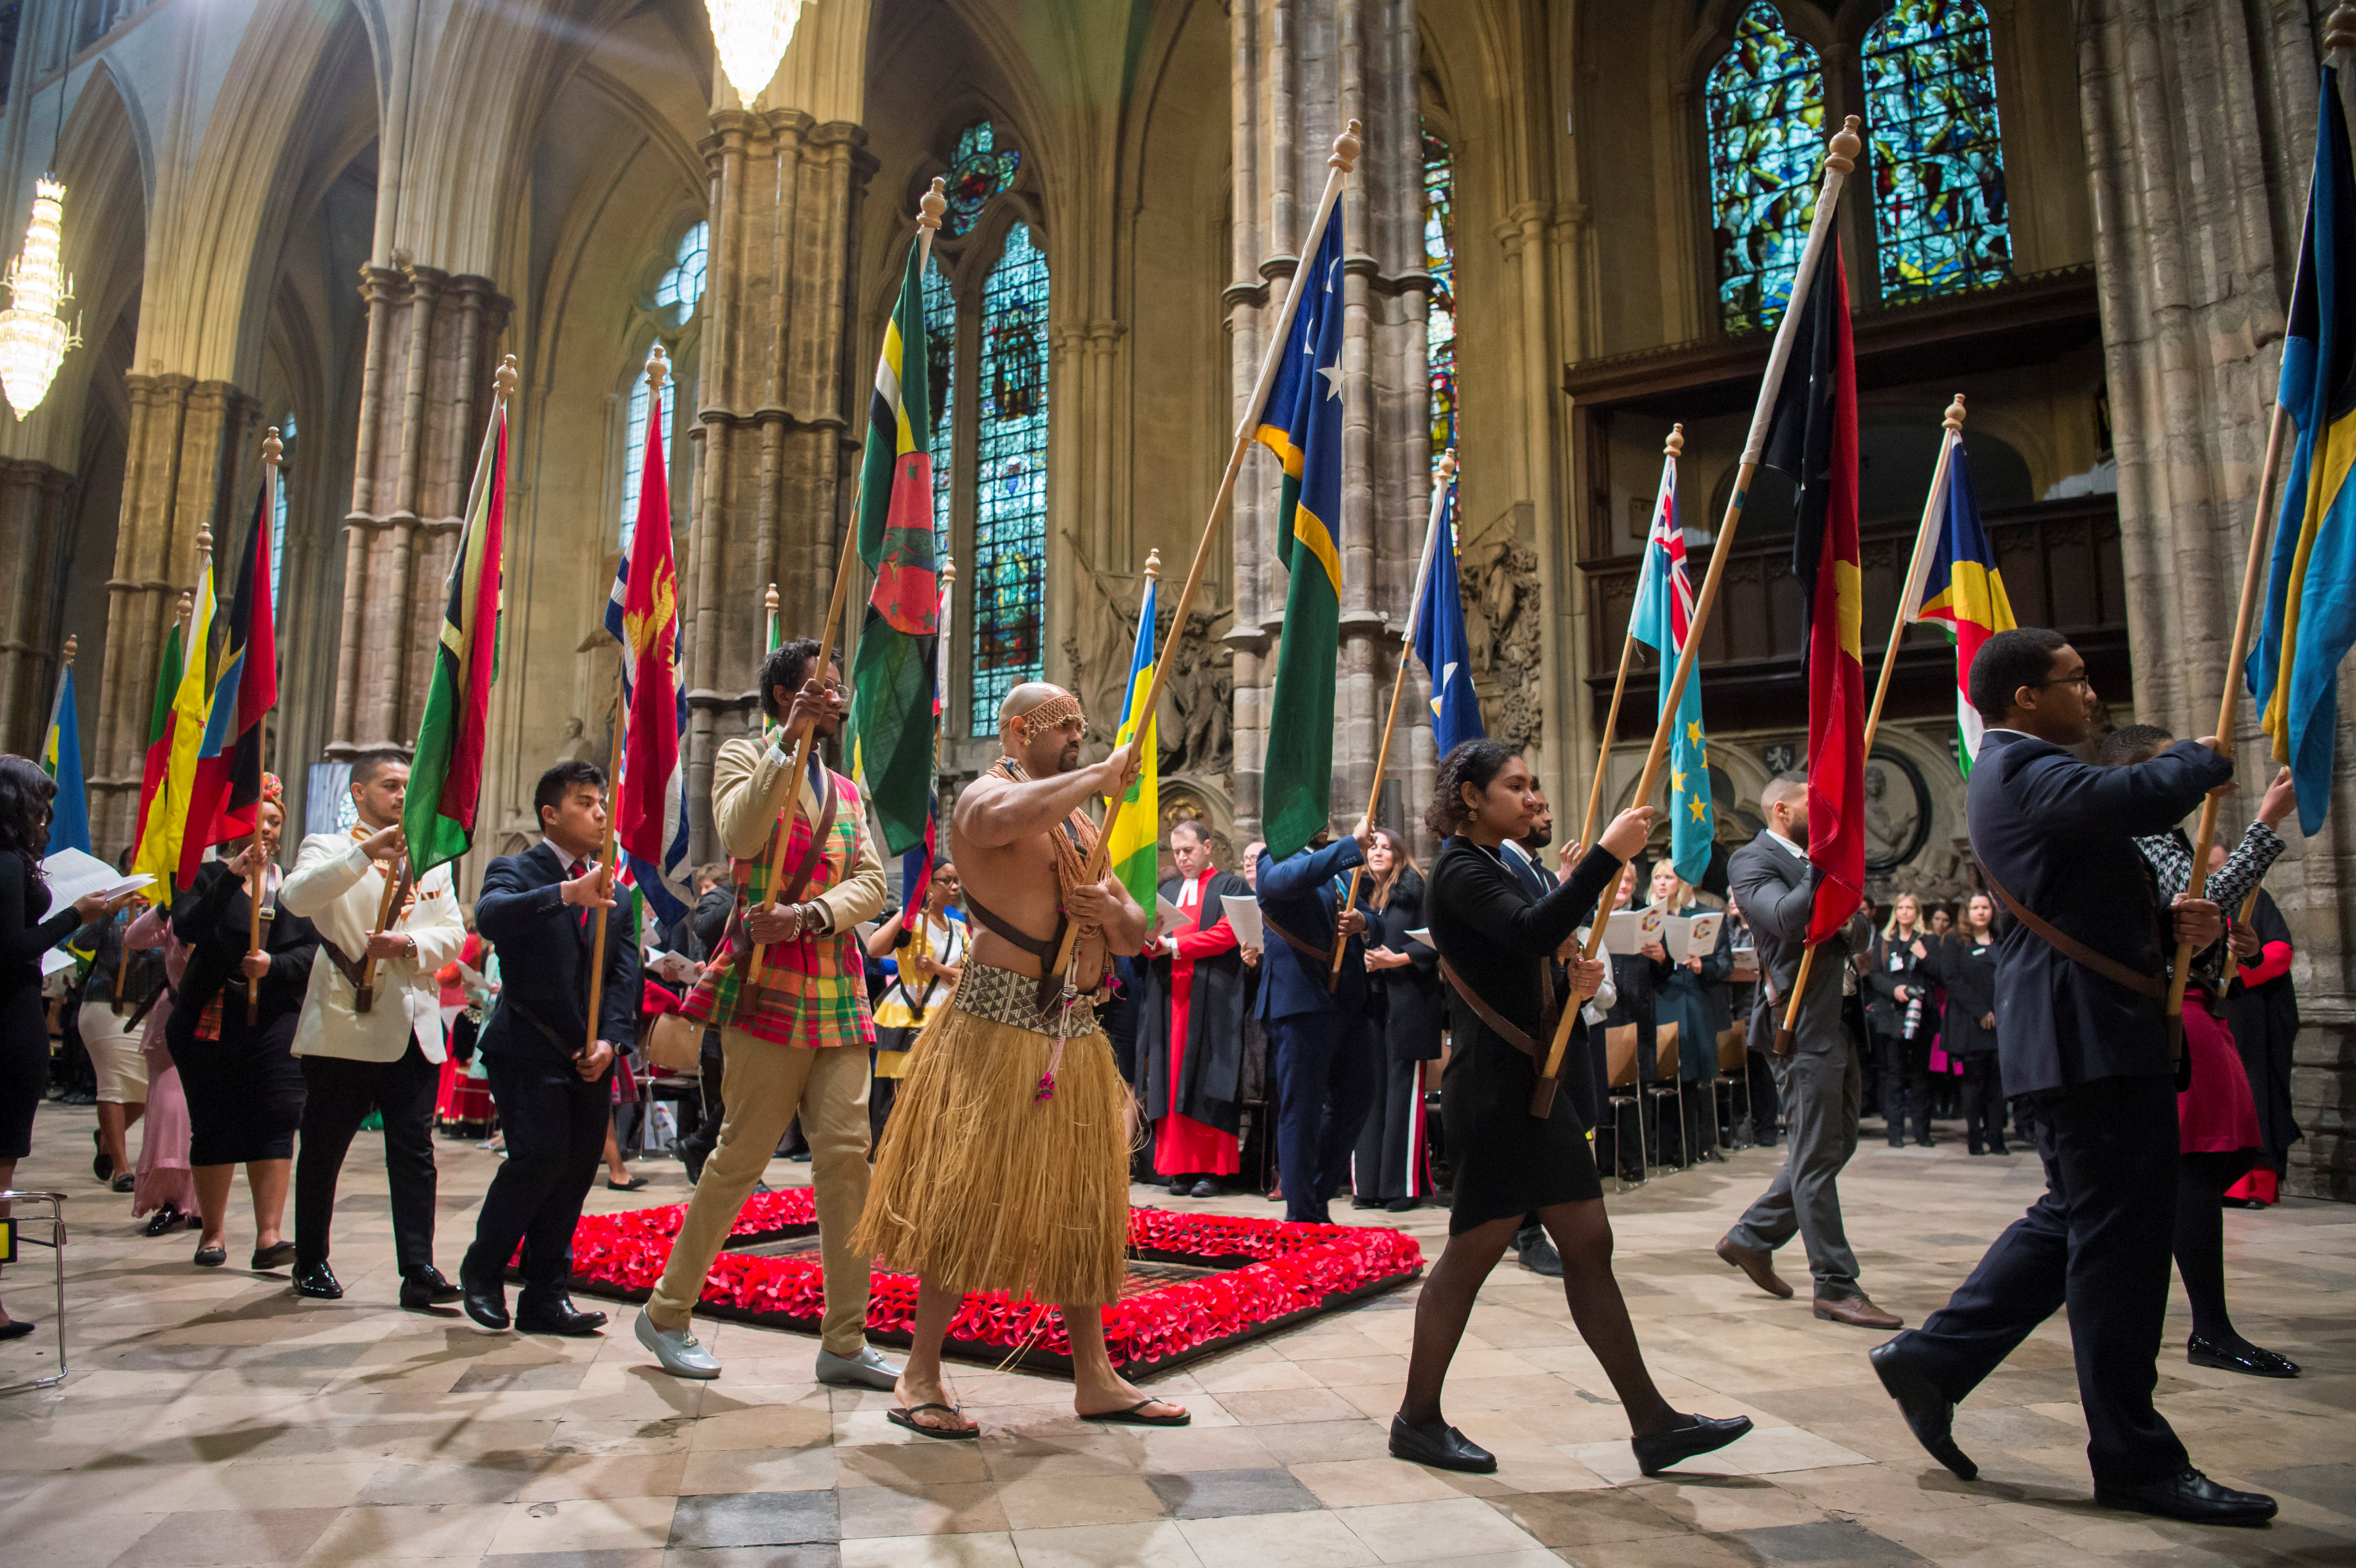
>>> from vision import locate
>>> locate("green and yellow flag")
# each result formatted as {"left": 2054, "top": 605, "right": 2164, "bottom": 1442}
{"left": 134, "top": 552, "right": 216, "bottom": 889}
{"left": 1107, "top": 570, "right": 1159, "bottom": 909}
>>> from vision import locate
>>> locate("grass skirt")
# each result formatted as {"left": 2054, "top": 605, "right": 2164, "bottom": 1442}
{"left": 852, "top": 987, "right": 1130, "bottom": 1305}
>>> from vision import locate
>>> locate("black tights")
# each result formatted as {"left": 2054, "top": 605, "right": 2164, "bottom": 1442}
{"left": 2174, "top": 1153, "right": 2258, "bottom": 1350}
{"left": 1401, "top": 1200, "right": 1677, "bottom": 1438}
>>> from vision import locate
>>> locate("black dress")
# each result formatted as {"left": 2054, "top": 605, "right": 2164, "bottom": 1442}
{"left": 168, "top": 862, "right": 319, "bottom": 1166}
{"left": 1354, "top": 870, "right": 1443, "bottom": 1202}
{"left": 1426, "top": 838, "right": 1623, "bottom": 1233}
{"left": 0, "top": 853, "right": 81, "bottom": 1159}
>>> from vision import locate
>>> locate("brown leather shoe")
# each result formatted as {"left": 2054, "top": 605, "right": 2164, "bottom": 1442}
{"left": 1813, "top": 1294, "right": 1903, "bottom": 1329}
{"left": 1716, "top": 1235, "right": 1794, "bottom": 1300}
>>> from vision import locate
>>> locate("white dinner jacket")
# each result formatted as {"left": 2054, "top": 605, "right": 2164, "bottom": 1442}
{"left": 280, "top": 829, "right": 466, "bottom": 1064}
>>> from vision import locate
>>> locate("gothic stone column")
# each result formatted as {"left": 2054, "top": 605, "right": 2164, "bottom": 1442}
{"left": 0, "top": 459, "right": 77, "bottom": 754}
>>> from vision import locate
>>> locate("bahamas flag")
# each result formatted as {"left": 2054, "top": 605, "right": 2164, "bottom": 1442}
{"left": 604, "top": 365, "right": 692, "bottom": 924}
{"left": 404, "top": 397, "right": 508, "bottom": 877}
{"left": 849, "top": 241, "right": 941, "bottom": 857}
{"left": 1631, "top": 447, "right": 1711, "bottom": 882}
{"left": 41, "top": 661, "right": 89, "bottom": 855}
{"left": 134, "top": 544, "right": 216, "bottom": 890}
{"left": 1253, "top": 216, "right": 1347, "bottom": 859}
{"left": 1904, "top": 442, "right": 2013, "bottom": 774}
{"left": 1106, "top": 571, "right": 1160, "bottom": 910}
{"left": 2249, "top": 66, "right": 2356, "bottom": 837}
{"left": 1412, "top": 489, "right": 1483, "bottom": 756}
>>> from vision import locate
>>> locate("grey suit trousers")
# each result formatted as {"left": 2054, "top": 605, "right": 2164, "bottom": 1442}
{"left": 1726, "top": 1037, "right": 1864, "bottom": 1299}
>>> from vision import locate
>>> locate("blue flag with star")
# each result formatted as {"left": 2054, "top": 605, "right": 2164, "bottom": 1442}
{"left": 1412, "top": 487, "right": 1483, "bottom": 756}
{"left": 1629, "top": 450, "right": 1712, "bottom": 882}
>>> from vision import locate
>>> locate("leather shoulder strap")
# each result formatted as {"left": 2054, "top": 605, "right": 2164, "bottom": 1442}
{"left": 1976, "top": 857, "right": 2163, "bottom": 1002}
{"left": 1260, "top": 912, "right": 1327, "bottom": 963}
{"left": 1437, "top": 954, "right": 1551, "bottom": 1060}
{"left": 779, "top": 767, "right": 841, "bottom": 907}
{"left": 318, "top": 934, "right": 375, "bottom": 1013}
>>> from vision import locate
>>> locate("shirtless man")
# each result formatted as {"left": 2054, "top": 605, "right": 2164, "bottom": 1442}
{"left": 852, "top": 682, "right": 1187, "bottom": 1435}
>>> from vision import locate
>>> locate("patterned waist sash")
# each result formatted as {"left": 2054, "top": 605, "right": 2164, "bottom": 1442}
{"left": 951, "top": 960, "right": 1101, "bottom": 1040}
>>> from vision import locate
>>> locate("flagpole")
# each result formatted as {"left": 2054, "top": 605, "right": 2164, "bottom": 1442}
{"left": 247, "top": 426, "right": 285, "bottom": 1022}
{"left": 746, "top": 180, "right": 948, "bottom": 985}
{"left": 1326, "top": 449, "right": 1453, "bottom": 990}
{"left": 1050, "top": 120, "right": 1364, "bottom": 984}
{"left": 1579, "top": 428, "right": 1680, "bottom": 856}
{"left": 1533, "top": 115, "right": 1862, "bottom": 1110}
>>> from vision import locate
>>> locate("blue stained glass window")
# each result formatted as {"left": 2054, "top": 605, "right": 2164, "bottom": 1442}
{"left": 1865, "top": 0, "right": 2010, "bottom": 303}
{"left": 944, "top": 121, "right": 1022, "bottom": 240}
{"left": 619, "top": 363, "right": 685, "bottom": 547}
{"left": 271, "top": 413, "right": 294, "bottom": 623}
{"left": 655, "top": 222, "right": 709, "bottom": 323}
{"left": 971, "top": 224, "right": 1049, "bottom": 722}
{"left": 922, "top": 254, "right": 956, "bottom": 560}
{"left": 1706, "top": 3, "right": 1826, "bottom": 335}
{"left": 1423, "top": 126, "right": 1458, "bottom": 522}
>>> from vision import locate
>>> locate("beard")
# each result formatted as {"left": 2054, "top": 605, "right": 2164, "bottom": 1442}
{"left": 1055, "top": 740, "right": 1083, "bottom": 774}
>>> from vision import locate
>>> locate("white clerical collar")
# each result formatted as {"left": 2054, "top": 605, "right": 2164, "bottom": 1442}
{"left": 1177, "top": 871, "right": 1206, "bottom": 908}
{"left": 1767, "top": 828, "right": 1807, "bottom": 860}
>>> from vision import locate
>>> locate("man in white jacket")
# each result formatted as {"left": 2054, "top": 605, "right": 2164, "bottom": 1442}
{"left": 281, "top": 750, "right": 468, "bottom": 1307}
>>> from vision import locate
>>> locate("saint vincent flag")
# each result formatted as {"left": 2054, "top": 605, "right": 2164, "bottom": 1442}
{"left": 404, "top": 400, "right": 508, "bottom": 878}
{"left": 1630, "top": 449, "right": 1712, "bottom": 884}
{"left": 1764, "top": 242, "right": 1865, "bottom": 947}
{"left": 179, "top": 491, "right": 279, "bottom": 886}
{"left": 1253, "top": 216, "right": 1347, "bottom": 859}
{"left": 1107, "top": 574, "right": 1160, "bottom": 910}
{"left": 134, "top": 546, "right": 216, "bottom": 890}
{"left": 131, "top": 618, "right": 186, "bottom": 875}
{"left": 604, "top": 374, "right": 692, "bottom": 924}
{"left": 41, "top": 663, "right": 89, "bottom": 856}
{"left": 1902, "top": 442, "right": 2013, "bottom": 775}
{"left": 1412, "top": 488, "right": 1483, "bottom": 757}
{"left": 849, "top": 240, "right": 941, "bottom": 857}
{"left": 2248, "top": 65, "right": 2356, "bottom": 837}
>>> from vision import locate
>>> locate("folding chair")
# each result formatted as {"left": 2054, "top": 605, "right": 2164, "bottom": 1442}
{"left": 1644, "top": 1021, "right": 1686, "bottom": 1170}
{"left": 1603, "top": 1023, "right": 1646, "bottom": 1192}
{"left": 0, "top": 1190, "right": 67, "bottom": 1395}
{"left": 1716, "top": 1024, "right": 1751, "bottom": 1150}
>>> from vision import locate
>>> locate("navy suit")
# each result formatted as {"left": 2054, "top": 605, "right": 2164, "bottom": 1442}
{"left": 463, "top": 841, "right": 639, "bottom": 1299}
{"left": 1893, "top": 730, "right": 2229, "bottom": 1487}
{"left": 1255, "top": 838, "right": 1377, "bottom": 1223}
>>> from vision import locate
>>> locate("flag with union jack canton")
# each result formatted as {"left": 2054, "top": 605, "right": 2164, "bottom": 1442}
{"left": 1630, "top": 443, "right": 1712, "bottom": 884}
{"left": 603, "top": 365, "right": 692, "bottom": 925}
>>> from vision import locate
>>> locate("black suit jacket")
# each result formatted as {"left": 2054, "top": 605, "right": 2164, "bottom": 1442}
{"left": 475, "top": 840, "right": 639, "bottom": 1066}
{"left": 1967, "top": 729, "right": 2228, "bottom": 1094}
{"left": 168, "top": 860, "right": 321, "bottom": 1049}
{"left": 1725, "top": 829, "right": 1870, "bottom": 1056}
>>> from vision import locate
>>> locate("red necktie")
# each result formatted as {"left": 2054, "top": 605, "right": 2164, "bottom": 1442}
{"left": 568, "top": 862, "right": 590, "bottom": 937}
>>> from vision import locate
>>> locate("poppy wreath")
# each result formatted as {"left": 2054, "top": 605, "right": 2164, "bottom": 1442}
{"left": 561, "top": 1191, "right": 1424, "bottom": 1375}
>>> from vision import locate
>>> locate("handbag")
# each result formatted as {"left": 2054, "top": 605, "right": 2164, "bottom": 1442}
{"left": 644, "top": 1011, "right": 701, "bottom": 1073}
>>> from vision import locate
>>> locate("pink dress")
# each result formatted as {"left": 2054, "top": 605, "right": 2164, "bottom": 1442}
{"left": 2177, "top": 992, "right": 2263, "bottom": 1155}
{"left": 125, "top": 905, "right": 197, "bottom": 1219}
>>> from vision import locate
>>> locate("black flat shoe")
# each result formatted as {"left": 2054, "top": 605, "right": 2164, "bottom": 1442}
{"left": 514, "top": 1294, "right": 607, "bottom": 1337}
{"left": 291, "top": 1262, "right": 343, "bottom": 1300}
{"left": 604, "top": 1176, "right": 648, "bottom": 1192}
{"left": 1869, "top": 1339, "right": 1976, "bottom": 1481}
{"left": 251, "top": 1241, "right": 296, "bottom": 1272}
{"left": 1385, "top": 1197, "right": 1416, "bottom": 1213}
{"left": 144, "top": 1204, "right": 183, "bottom": 1237}
{"left": 0, "top": 1319, "right": 34, "bottom": 1341}
{"left": 1632, "top": 1413, "right": 1754, "bottom": 1477}
{"left": 1388, "top": 1415, "right": 1496, "bottom": 1473}
{"left": 2188, "top": 1332, "right": 2299, "bottom": 1378}
{"left": 2093, "top": 1467, "right": 2277, "bottom": 1526}
{"left": 1189, "top": 1179, "right": 1218, "bottom": 1198}
{"left": 460, "top": 1269, "right": 510, "bottom": 1330}
{"left": 110, "top": 1173, "right": 134, "bottom": 1193}
{"left": 193, "top": 1243, "right": 227, "bottom": 1268}
{"left": 401, "top": 1265, "right": 464, "bottom": 1311}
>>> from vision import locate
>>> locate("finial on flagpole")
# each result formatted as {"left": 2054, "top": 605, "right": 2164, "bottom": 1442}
{"left": 1437, "top": 449, "right": 1457, "bottom": 484}
{"left": 1943, "top": 394, "right": 1967, "bottom": 433}
{"left": 646, "top": 342, "right": 669, "bottom": 392}
{"left": 177, "top": 589, "right": 193, "bottom": 626}
{"left": 1665, "top": 424, "right": 1684, "bottom": 458}
{"left": 764, "top": 581, "right": 779, "bottom": 616}
{"left": 61, "top": 634, "right": 76, "bottom": 665}
{"left": 1824, "top": 115, "right": 1863, "bottom": 175}
{"left": 1330, "top": 120, "right": 1363, "bottom": 174}
{"left": 918, "top": 177, "right": 948, "bottom": 232}
{"left": 494, "top": 353, "right": 520, "bottom": 402}
{"left": 195, "top": 524, "right": 212, "bottom": 558}
{"left": 2328, "top": 4, "right": 2356, "bottom": 57}
{"left": 262, "top": 426, "right": 284, "bottom": 468}
{"left": 940, "top": 552, "right": 956, "bottom": 587}
{"left": 1143, "top": 548, "right": 1162, "bottom": 581}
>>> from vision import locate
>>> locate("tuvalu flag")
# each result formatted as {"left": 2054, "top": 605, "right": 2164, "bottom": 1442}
{"left": 135, "top": 541, "right": 217, "bottom": 890}
{"left": 1630, "top": 448, "right": 1712, "bottom": 884}
{"left": 2248, "top": 64, "right": 2356, "bottom": 837}
{"left": 1412, "top": 486, "right": 1484, "bottom": 757}
{"left": 849, "top": 241, "right": 942, "bottom": 858}
{"left": 1901, "top": 441, "right": 2013, "bottom": 775}
{"left": 1106, "top": 571, "right": 1160, "bottom": 910}
{"left": 179, "top": 492, "right": 278, "bottom": 886}
{"left": 404, "top": 396, "right": 508, "bottom": 878}
{"left": 42, "top": 660, "right": 89, "bottom": 856}
{"left": 1253, "top": 216, "right": 1348, "bottom": 859}
{"left": 1764, "top": 242, "right": 1865, "bottom": 947}
{"left": 604, "top": 365, "right": 692, "bottom": 925}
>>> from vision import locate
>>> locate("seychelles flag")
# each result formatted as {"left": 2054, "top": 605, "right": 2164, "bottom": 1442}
{"left": 604, "top": 367, "right": 693, "bottom": 925}
{"left": 1903, "top": 441, "right": 2013, "bottom": 774}
{"left": 1105, "top": 570, "right": 1160, "bottom": 910}
{"left": 404, "top": 397, "right": 507, "bottom": 878}
{"left": 41, "top": 661, "right": 89, "bottom": 855}
{"left": 1630, "top": 449, "right": 1711, "bottom": 883}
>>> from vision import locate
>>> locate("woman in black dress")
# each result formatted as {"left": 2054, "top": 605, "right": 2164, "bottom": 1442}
{"left": 1927, "top": 893, "right": 2003, "bottom": 1154}
{"left": 1392, "top": 740, "right": 1751, "bottom": 1476}
{"left": 1353, "top": 829, "right": 1440, "bottom": 1211}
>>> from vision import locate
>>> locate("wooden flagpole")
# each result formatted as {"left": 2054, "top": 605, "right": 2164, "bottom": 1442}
{"left": 1325, "top": 450, "right": 1454, "bottom": 990}
{"left": 746, "top": 179, "right": 948, "bottom": 985}
{"left": 1772, "top": 395, "right": 1965, "bottom": 1049}
{"left": 247, "top": 426, "right": 285, "bottom": 1022}
{"left": 1050, "top": 121, "right": 1364, "bottom": 982}
{"left": 1578, "top": 427, "right": 1680, "bottom": 856}
{"left": 1531, "top": 116, "right": 1862, "bottom": 1109}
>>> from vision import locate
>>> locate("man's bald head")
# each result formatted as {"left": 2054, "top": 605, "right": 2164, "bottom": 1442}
{"left": 1000, "top": 683, "right": 1088, "bottom": 775}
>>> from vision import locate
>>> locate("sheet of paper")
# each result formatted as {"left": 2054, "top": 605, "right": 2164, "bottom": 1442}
{"left": 40, "top": 947, "right": 75, "bottom": 978}
{"left": 1156, "top": 894, "right": 1186, "bottom": 936}
{"left": 40, "top": 847, "right": 153, "bottom": 920}
{"left": 1221, "top": 895, "right": 1264, "bottom": 951}
{"left": 1404, "top": 926, "right": 1432, "bottom": 949}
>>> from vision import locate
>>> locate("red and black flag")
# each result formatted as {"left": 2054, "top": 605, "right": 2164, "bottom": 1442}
{"left": 1764, "top": 242, "right": 1865, "bottom": 946}
{"left": 179, "top": 490, "right": 278, "bottom": 884}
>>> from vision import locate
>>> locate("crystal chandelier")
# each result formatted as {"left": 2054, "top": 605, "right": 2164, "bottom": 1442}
{"left": 706, "top": 0, "right": 806, "bottom": 108}
{"left": 0, "top": 178, "right": 79, "bottom": 419}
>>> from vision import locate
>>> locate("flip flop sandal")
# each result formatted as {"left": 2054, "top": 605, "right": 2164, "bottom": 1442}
{"left": 886, "top": 1402, "right": 979, "bottom": 1440}
{"left": 1080, "top": 1398, "right": 1191, "bottom": 1427}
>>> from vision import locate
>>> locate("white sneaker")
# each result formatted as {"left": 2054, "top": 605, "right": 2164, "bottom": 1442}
{"left": 634, "top": 1309, "right": 721, "bottom": 1378}
{"left": 815, "top": 1344, "right": 903, "bottom": 1390}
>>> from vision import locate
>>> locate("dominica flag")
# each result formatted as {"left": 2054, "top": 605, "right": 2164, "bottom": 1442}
{"left": 1900, "top": 440, "right": 2013, "bottom": 775}
{"left": 134, "top": 543, "right": 216, "bottom": 890}
{"left": 848, "top": 239, "right": 941, "bottom": 856}
{"left": 1412, "top": 482, "right": 1484, "bottom": 757}
{"left": 41, "top": 661, "right": 89, "bottom": 855}
{"left": 1631, "top": 444, "right": 1712, "bottom": 883}
{"left": 604, "top": 365, "right": 693, "bottom": 924}
{"left": 900, "top": 570, "right": 953, "bottom": 904}
{"left": 2249, "top": 63, "right": 2356, "bottom": 836}
{"left": 1253, "top": 213, "right": 1348, "bottom": 859}
{"left": 1106, "top": 571, "right": 1160, "bottom": 910}
{"left": 404, "top": 397, "right": 508, "bottom": 877}
{"left": 131, "top": 616, "right": 188, "bottom": 882}
{"left": 179, "top": 491, "right": 279, "bottom": 885}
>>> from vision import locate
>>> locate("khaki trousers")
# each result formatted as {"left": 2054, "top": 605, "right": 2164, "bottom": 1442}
{"left": 645, "top": 1025, "right": 874, "bottom": 1354}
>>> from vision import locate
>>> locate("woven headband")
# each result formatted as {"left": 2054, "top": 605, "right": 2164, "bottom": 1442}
{"left": 1012, "top": 692, "right": 1086, "bottom": 736}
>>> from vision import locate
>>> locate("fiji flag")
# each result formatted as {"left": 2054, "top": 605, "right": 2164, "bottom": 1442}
{"left": 1904, "top": 442, "right": 2013, "bottom": 774}
{"left": 2248, "top": 66, "right": 2356, "bottom": 837}
{"left": 604, "top": 363, "right": 692, "bottom": 925}
{"left": 1629, "top": 447, "right": 1711, "bottom": 883}
{"left": 41, "top": 661, "right": 89, "bottom": 855}
{"left": 1412, "top": 491, "right": 1483, "bottom": 756}
{"left": 1105, "top": 571, "right": 1161, "bottom": 910}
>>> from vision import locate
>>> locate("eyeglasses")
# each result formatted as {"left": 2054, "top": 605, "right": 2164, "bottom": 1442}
{"left": 2030, "top": 673, "right": 2092, "bottom": 694}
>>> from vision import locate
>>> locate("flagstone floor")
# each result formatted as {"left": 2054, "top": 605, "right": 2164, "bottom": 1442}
{"left": 2, "top": 1106, "right": 2352, "bottom": 1568}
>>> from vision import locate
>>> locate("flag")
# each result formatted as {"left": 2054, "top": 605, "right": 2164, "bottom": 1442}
{"left": 179, "top": 492, "right": 279, "bottom": 885}
{"left": 1412, "top": 492, "right": 1484, "bottom": 756}
{"left": 603, "top": 375, "right": 693, "bottom": 925}
{"left": 900, "top": 573, "right": 953, "bottom": 903}
{"left": 41, "top": 663, "right": 89, "bottom": 855}
{"left": 848, "top": 241, "right": 941, "bottom": 857}
{"left": 2248, "top": 66, "right": 2356, "bottom": 837}
{"left": 1764, "top": 243, "right": 1865, "bottom": 946}
{"left": 134, "top": 544, "right": 216, "bottom": 890}
{"left": 131, "top": 617, "right": 186, "bottom": 876}
{"left": 1106, "top": 574, "right": 1160, "bottom": 910}
{"left": 404, "top": 400, "right": 508, "bottom": 878}
{"left": 1253, "top": 215, "right": 1348, "bottom": 859}
{"left": 1903, "top": 443, "right": 2014, "bottom": 774}
{"left": 1630, "top": 450, "right": 1711, "bottom": 883}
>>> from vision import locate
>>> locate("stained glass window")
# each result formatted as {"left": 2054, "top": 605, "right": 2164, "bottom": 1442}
{"left": 922, "top": 254, "right": 956, "bottom": 559}
{"left": 1705, "top": 3, "right": 1826, "bottom": 335}
{"left": 1865, "top": 0, "right": 2010, "bottom": 303}
{"left": 619, "top": 362, "right": 686, "bottom": 547}
{"left": 1423, "top": 126, "right": 1459, "bottom": 523}
{"left": 655, "top": 222, "right": 709, "bottom": 323}
{"left": 944, "top": 121, "right": 1022, "bottom": 240}
{"left": 271, "top": 413, "right": 294, "bottom": 622}
{"left": 971, "top": 224, "right": 1049, "bottom": 721}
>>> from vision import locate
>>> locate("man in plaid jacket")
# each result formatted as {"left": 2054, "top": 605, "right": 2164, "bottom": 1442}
{"left": 634, "top": 638, "right": 899, "bottom": 1388}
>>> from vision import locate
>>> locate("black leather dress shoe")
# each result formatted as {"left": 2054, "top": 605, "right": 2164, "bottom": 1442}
{"left": 460, "top": 1270, "right": 510, "bottom": 1331}
{"left": 2094, "top": 1467, "right": 2277, "bottom": 1526}
{"left": 1632, "top": 1413, "right": 1754, "bottom": 1476}
{"left": 1869, "top": 1339, "right": 1976, "bottom": 1481}
{"left": 1388, "top": 1415, "right": 1496, "bottom": 1473}
{"left": 401, "top": 1266, "right": 464, "bottom": 1311}
{"left": 2187, "top": 1332, "right": 2299, "bottom": 1378}
{"left": 291, "top": 1262, "right": 343, "bottom": 1299}
{"left": 144, "top": 1203, "right": 183, "bottom": 1237}
{"left": 514, "top": 1293, "right": 608, "bottom": 1337}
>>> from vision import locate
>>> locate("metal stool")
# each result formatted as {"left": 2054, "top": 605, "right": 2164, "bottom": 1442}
{"left": 0, "top": 1189, "right": 67, "bottom": 1395}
